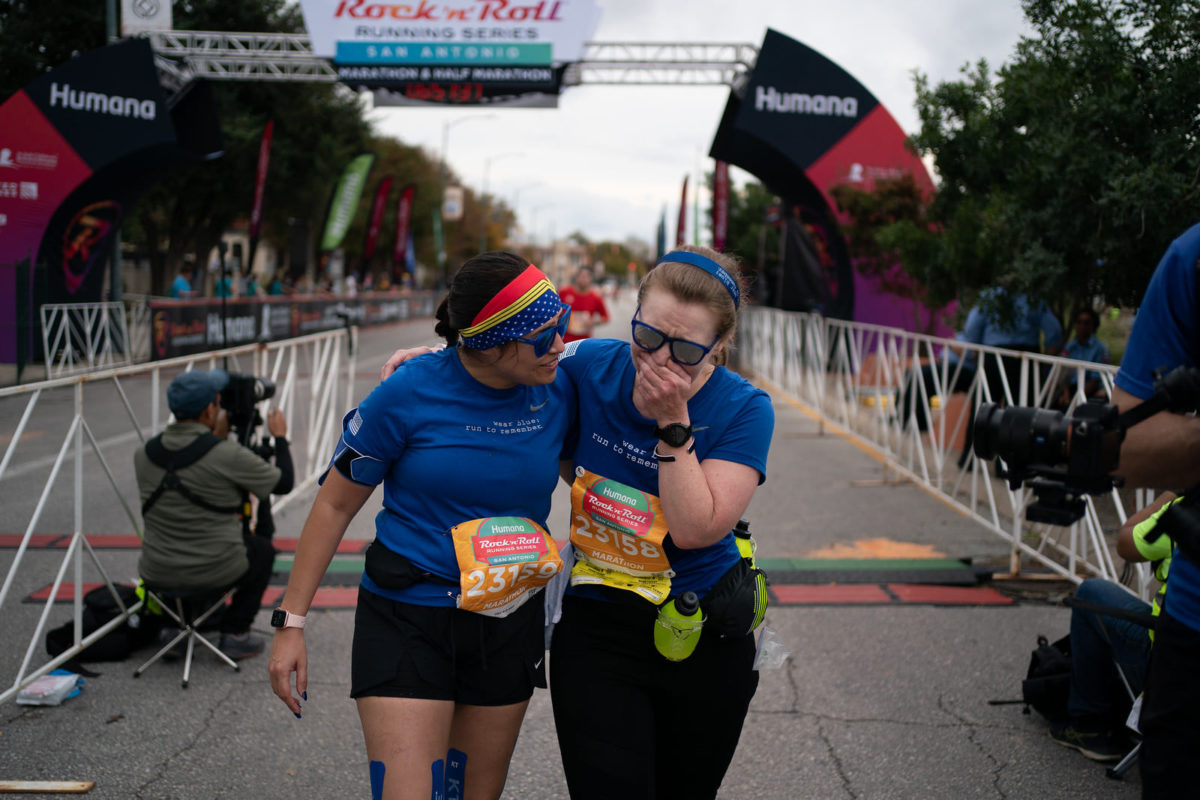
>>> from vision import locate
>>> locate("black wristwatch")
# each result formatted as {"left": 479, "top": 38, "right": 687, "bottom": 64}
{"left": 653, "top": 422, "right": 694, "bottom": 448}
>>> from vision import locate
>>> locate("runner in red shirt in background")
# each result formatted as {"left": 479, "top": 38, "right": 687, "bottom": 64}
{"left": 559, "top": 265, "right": 610, "bottom": 342}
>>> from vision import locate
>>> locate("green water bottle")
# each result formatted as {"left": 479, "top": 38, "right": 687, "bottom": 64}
{"left": 654, "top": 591, "right": 703, "bottom": 661}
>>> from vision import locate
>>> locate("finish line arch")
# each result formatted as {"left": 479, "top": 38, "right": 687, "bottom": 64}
{"left": 711, "top": 29, "right": 944, "bottom": 334}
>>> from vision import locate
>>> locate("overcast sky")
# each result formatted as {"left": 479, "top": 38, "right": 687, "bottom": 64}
{"left": 367, "top": 0, "right": 1032, "bottom": 247}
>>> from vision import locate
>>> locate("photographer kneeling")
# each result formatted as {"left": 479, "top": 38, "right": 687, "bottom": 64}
{"left": 134, "top": 369, "right": 293, "bottom": 661}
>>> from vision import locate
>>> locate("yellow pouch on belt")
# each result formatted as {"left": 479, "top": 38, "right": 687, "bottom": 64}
{"left": 451, "top": 516, "right": 564, "bottom": 618}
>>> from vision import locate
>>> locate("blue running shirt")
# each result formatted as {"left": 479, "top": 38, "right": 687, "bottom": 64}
{"left": 329, "top": 347, "right": 578, "bottom": 606}
{"left": 557, "top": 338, "right": 774, "bottom": 599}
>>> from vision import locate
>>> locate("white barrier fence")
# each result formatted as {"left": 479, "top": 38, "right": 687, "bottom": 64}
{"left": 0, "top": 328, "right": 356, "bottom": 705}
{"left": 737, "top": 306, "right": 1154, "bottom": 600}
{"left": 40, "top": 302, "right": 133, "bottom": 379}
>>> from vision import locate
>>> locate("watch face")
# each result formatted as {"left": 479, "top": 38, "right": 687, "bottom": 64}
{"left": 657, "top": 423, "right": 692, "bottom": 448}
{"left": 270, "top": 608, "right": 287, "bottom": 628}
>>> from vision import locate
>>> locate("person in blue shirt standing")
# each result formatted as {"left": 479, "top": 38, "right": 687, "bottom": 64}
{"left": 1106, "top": 221, "right": 1200, "bottom": 799}
{"left": 1055, "top": 307, "right": 1110, "bottom": 407}
{"left": 549, "top": 245, "right": 774, "bottom": 800}
{"left": 214, "top": 271, "right": 235, "bottom": 298}
{"left": 268, "top": 252, "right": 577, "bottom": 800}
{"left": 958, "top": 287, "right": 1063, "bottom": 466}
{"left": 168, "top": 264, "right": 195, "bottom": 299}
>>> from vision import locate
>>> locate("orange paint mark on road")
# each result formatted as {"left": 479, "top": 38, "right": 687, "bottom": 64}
{"left": 806, "top": 538, "right": 946, "bottom": 559}
{"left": 0, "top": 429, "right": 46, "bottom": 445}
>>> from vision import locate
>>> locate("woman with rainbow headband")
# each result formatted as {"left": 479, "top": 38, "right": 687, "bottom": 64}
{"left": 268, "top": 251, "right": 577, "bottom": 800}
{"left": 549, "top": 244, "right": 773, "bottom": 799}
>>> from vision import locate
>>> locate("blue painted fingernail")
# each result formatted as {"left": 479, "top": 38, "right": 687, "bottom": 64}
{"left": 294, "top": 711, "right": 302, "bottom": 719}
{"left": 302, "top": 691, "right": 307, "bottom": 701}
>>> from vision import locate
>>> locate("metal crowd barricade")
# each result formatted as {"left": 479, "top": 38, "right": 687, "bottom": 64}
{"left": 40, "top": 302, "right": 133, "bottom": 379}
{"left": 737, "top": 306, "right": 1155, "bottom": 601}
{"left": 0, "top": 327, "right": 356, "bottom": 705}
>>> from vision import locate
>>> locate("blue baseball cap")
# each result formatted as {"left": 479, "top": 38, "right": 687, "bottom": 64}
{"left": 167, "top": 369, "right": 229, "bottom": 419}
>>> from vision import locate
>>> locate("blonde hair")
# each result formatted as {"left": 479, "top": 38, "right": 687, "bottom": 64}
{"left": 638, "top": 245, "right": 747, "bottom": 366}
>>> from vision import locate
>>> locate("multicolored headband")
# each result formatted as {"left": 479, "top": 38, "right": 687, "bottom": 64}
{"left": 460, "top": 264, "right": 562, "bottom": 350}
{"left": 657, "top": 250, "right": 740, "bottom": 309}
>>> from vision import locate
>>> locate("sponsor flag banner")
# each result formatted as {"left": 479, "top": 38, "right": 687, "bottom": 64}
{"left": 247, "top": 120, "right": 274, "bottom": 275}
{"left": 713, "top": 160, "right": 729, "bottom": 252}
{"left": 675, "top": 175, "right": 688, "bottom": 247}
{"left": 432, "top": 208, "right": 446, "bottom": 273}
{"left": 363, "top": 174, "right": 394, "bottom": 263}
{"left": 404, "top": 230, "right": 416, "bottom": 282}
{"left": 655, "top": 206, "right": 666, "bottom": 263}
{"left": 320, "top": 153, "right": 375, "bottom": 252}
{"left": 442, "top": 185, "right": 464, "bottom": 222}
{"left": 393, "top": 182, "right": 416, "bottom": 267}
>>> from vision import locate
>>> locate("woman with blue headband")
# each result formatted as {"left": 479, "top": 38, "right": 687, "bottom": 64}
{"left": 549, "top": 244, "right": 773, "bottom": 799}
{"left": 378, "top": 244, "right": 775, "bottom": 798}
{"left": 268, "top": 251, "right": 577, "bottom": 800}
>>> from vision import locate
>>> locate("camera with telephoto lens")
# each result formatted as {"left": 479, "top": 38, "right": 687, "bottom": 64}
{"left": 219, "top": 373, "right": 275, "bottom": 453}
{"left": 973, "top": 400, "right": 1124, "bottom": 525}
{"left": 972, "top": 366, "right": 1200, "bottom": 526}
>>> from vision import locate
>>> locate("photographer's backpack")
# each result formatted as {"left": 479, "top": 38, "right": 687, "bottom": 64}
{"left": 1021, "top": 634, "right": 1072, "bottom": 722}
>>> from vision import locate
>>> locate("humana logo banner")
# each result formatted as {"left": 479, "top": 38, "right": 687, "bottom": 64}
{"left": 49, "top": 82, "right": 157, "bottom": 120}
{"left": 755, "top": 85, "right": 857, "bottom": 119}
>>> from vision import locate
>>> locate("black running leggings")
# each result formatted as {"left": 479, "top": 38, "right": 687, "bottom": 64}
{"left": 549, "top": 595, "right": 759, "bottom": 800}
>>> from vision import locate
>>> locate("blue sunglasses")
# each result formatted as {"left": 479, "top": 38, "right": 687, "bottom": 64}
{"left": 515, "top": 306, "right": 570, "bottom": 357}
{"left": 631, "top": 308, "right": 719, "bottom": 366}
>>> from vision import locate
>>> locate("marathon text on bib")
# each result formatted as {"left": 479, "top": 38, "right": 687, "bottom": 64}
{"left": 451, "top": 516, "right": 564, "bottom": 618}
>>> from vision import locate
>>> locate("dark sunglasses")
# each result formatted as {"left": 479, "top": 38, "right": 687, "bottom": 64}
{"left": 515, "top": 306, "right": 570, "bottom": 357}
{"left": 630, "top": 308, "right": 718, "bottom": 366}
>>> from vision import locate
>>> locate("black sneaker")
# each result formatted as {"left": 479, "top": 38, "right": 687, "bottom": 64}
{"left": 1049, "top": 721, "right": 1126, "bottom": 762}
{"left": 157, "top": 626, "right": 186, "bottom": 662}
{"left": 218, "top": 632, "right": 264, "bottom": 660}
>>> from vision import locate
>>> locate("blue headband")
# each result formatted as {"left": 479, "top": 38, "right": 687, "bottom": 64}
{"left": 656, "top": 250, "right": 740, "bottom": 309}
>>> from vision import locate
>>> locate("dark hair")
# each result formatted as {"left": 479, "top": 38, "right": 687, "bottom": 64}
{"left": 435, "top": 251, "right": 530, "bottom": 347}
{"left": 1075, "top": 307, "right": 1100, "bottom": 330}
{"left": 639, "top": 245, "right": 747, "bottom": 366}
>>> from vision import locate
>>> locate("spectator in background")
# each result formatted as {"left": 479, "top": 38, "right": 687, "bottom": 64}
{"left": 559, "top": 265, "right": 610, "bottom": 342}
{"left": 215, "top": 271, "right": 235, "bottom": 298}
{"left": 169, "top": 264, "right": 195, "bottom": 299}
{"left": 244, "top": 273, "right": 261, "bottom": 298}
{"left": 1055, "top": 308, "right": 1110, "bottom": 407}
{"left": 267, "top": 272, "right": 286, "bottom": 296}
{"left": 958, "top": 287, "right": 1063, "bottom": 467}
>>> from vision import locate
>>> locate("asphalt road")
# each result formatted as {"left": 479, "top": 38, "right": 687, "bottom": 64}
{"left": 0, "top": 300, "right": 1140, "bottom": 798}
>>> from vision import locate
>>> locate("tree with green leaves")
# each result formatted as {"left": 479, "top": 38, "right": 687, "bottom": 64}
{"left": 904, "top": 0, "right": 1200, "bottom": 323}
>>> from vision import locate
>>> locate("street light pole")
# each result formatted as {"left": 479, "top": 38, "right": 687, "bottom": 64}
{"left": 479, "top": 152, "right": 524, "bottom": 253}
{"left": 438, "top": 114, "right": 493, "bottom": 285}
{"left": 511, "top": 181, "right": 542, "bottom": 245}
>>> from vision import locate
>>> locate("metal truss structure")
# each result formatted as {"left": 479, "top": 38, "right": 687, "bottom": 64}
{"left": 146, "top": 32, "right": 757, "bottom": 90}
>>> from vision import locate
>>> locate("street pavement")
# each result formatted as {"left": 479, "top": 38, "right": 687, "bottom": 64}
{"left": 0, "top": 298, "right": 1141, "bottom": 799}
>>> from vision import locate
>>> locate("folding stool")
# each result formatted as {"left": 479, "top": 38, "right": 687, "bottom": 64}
{"left": 132, "top": 584, "right": 239, "bottom": 688}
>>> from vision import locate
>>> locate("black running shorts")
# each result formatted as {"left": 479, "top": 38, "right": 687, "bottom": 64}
{"left": 350, "top": 586, "right": 547, "bottom": 705}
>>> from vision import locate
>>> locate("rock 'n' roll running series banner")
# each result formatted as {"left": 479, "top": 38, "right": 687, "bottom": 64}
{"left": 0, "top": 38, "right": 222, "bottom": 364}
{"left": 299, "top": 0, "right": 601, "bottom": 107}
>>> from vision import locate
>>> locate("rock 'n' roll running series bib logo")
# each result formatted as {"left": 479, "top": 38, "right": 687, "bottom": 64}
{"left": 471, "top": 517, "right": 550, "bottom": 565}
{"left": 583, "top": 479, "right": 655, "bottom": 537}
